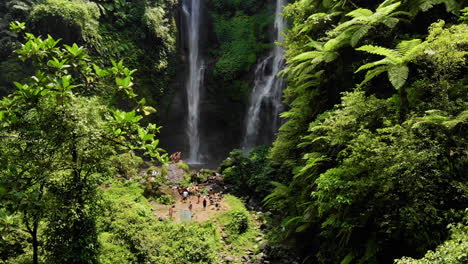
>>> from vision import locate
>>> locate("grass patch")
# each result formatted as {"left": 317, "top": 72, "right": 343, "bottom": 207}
{"left": 99, "top": 179, "right": 222, "bottom": 263}
{"left": 216, "top": 194, "right": 261, "bottom": 257}
{"left": 176, "top": 162, "right": 190, "bottom": 171}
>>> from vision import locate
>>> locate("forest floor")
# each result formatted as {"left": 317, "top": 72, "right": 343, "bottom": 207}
{"left": 151, "top": 193, "right": 231, "bottom": 223}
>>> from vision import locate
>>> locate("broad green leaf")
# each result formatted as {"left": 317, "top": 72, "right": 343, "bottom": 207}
{"left": 388, "top": 65, "right": 409, "bottom": 90}
{"left": 142, "top": 106, "right": 157, "bottom": 116}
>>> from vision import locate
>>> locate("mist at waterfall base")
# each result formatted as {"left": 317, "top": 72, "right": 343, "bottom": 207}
{"left": 242, "top": 0, "right": 287, "bottom": 152}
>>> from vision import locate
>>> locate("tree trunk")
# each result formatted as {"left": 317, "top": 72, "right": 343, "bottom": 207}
{"left": 399, "top": 86, "right": 409, "bottom": 123}
{"left": 32, "top": 223, "right": 38, "bottom": 264}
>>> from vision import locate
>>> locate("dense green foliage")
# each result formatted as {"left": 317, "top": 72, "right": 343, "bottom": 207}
{"left": 0, "top": 0, "right": 178, "bottom": 107}
{"left": 207, "top": 0, "right": 273, "bottom": 102}
{"left": 395, "top": 211, "right": 468, "bottom": 264}
{"left": 220, "top": 146, "right": 279, "bottom": 198}
{"left": 1, "top": 1, "right": 467, "bottom": 263}
{"left": 98, "top": 181, "right": 221, "bottom": 264}
{"left": 0, "top": 28, "right": 166, "bottom": 263}
{"left": 252, "top": 0, "right": 468, "bottom": 263}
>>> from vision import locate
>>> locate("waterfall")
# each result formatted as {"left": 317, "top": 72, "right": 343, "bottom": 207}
{"left": 182, "top": 0, "right": 204, "bottom": 163}
{"left": 242, "top": 0, "right": 287, "bottom": 150}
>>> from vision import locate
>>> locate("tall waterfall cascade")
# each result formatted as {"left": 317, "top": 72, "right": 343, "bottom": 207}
{"left": 182, "top": 0, "right": 204, "bottom": 163}
{"left": 242, "top": 0, "right": 287, "bottom": 150}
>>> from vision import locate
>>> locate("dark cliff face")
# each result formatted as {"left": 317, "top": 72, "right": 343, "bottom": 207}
{"left": 158, "top": 0, "right": 275, "bottom": 167}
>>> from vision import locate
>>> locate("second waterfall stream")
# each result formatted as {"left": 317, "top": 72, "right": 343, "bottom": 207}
{"left": 242, "top": 0, "right": 287, "bottom": 150}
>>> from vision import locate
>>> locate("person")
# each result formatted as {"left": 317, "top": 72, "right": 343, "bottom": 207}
{"left": 183, "top": 190, "right": 189, "bottom": 202}
{"left": 202, "top": 198, "right": 207, "bottom": 210}
{"left": 178, "top": 187, "right": 184, "bottom": 201}
{"left": 169, "top": 205, "right": 175, "bottom": 219}
{"left": 197, "top": 193, "right": 201, "bottom": 204}
{"left": 188, "top": 202, "right": 193, "bottom": 211}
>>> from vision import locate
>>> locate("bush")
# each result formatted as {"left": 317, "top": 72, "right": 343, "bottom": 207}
{"left": 155, "top": 194, "right": 175, "bottom": 205}
{"left": 227, "top": 210, "right": 249, "bottom": 234}
{"left": 98, "top": 232, "right": 136, "bottom": 264}
{"left": 220, "top": 146, "right": 276, "bottom": 198}
{"left": 395, "top": 212, "right": 468, "bottom": 264}
{"left": 180, "top": 173, "right": 192, "bottom": 187}
{"left": 99, "top": 181, "right": 220, "bottom": 263}
{"left": 110, "top": 152, "right": 145, "bottom": 180}
{"left": 176, "top": 162, "right": 190, "bottom": 172}
{"left": 30, "top": 0, "right": 101, "bottom": 43}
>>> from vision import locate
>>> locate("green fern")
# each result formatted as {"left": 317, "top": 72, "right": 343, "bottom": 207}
{"left": 329, "top": 0, "right": 408, "bottom": 47}
{"left": 406, "top": 0, "right": 461, "bottom": 15}
{"left": 356, "top": 39, "right": 422, "bottom": 90}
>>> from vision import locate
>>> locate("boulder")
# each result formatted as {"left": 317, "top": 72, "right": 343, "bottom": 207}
{"left": 224, "top": 256, "right": 234, "bottom": 262}
{"left": 165, "top": 163, "right": 185, "bottom": 184}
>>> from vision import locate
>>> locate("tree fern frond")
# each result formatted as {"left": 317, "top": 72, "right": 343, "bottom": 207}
{"left": 283, "top": 216, "right": 304, "bottom": 228}
{"left": 263, "top": 182, "right": 291, "bottom": 206}
{"left": 408, "top": 0, "right": 460, "bottom": 15}
{"left": 350, "top": 25, "right": 371, "bottom": 47}
{"left": 359, "top": 66, "right": 388, "bottom": 87}
{"left": 390, "top": 11, "right": 412, "bottom": 17}
{"left": 357, "top": 45, "right": 400, "bottom": 61}
{"left": 376, "top": 1, "right": 402, "bottom": 15}
{"left": 388, "top": 65, "right": 409, "bottom": 90}
{"left": 395, "top": 39, "right": 422, "bottom": 57}
{"left": 355, "top": 58, "right": 390, "bottom": 73}
{"left": 346, "top": 8, "right": 373, "bottom": 18}
{"left": 330, "top": 19, "right": 365, "bottom": 36}
{"left": 324, "top": 30, "right": 353, "bottom": 51}
{"left": 305, "top": 40, "right": 324, "bottom": 50}
{"left": 294, "top": 80, "right": 320, "bottom": 93}
{"left": 313, "top": 51, "right": 338, "bottom": 64}
{"left": 379, "top": 0, "right": 401, "bottom": 8}
{"left": 295, "top": 155, "right": 328, "bottom": 180}
{"left": 291, "top": 51, "right": 323, "bottom": 62}
{"left": 380, "top": 17, "right": 400, "bottom": 28}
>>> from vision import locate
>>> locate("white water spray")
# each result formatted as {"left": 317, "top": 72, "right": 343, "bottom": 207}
{"left": 182, "top": 0, "right": 204, "bottom": 163}
{"left": 242, "top": 0, "right": 287, "bottom": 150}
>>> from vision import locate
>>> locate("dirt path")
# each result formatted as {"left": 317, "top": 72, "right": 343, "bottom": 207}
{"left": 151, "top": 194, "right": 231, "bottom": 223}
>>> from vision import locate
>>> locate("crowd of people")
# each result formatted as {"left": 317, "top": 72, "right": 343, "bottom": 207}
{"left": 166, "top": 185, "right": 225, "bottom": 220}
{"left": 162, "top": 152, "right": 226, "bottom": 221}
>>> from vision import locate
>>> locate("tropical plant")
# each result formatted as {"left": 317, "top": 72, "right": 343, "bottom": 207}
{"left": 356, "top": 39, "right": 422, "bottom": 90}
{"left": 329, "top": 0, "right": 410, "bottom": 47}
{"left": 0, "top": 26, "right": 166, "bottom": 263}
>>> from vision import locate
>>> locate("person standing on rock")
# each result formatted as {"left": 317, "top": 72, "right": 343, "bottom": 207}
{"left": 183, "top": 190, "right": 189, "bottom": 203}
{"left": 169, "top": 205, "right": 175, "bottom": 219}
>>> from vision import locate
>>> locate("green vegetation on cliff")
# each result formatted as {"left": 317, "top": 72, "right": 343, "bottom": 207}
{"left": 207, "top": 0, "right": 273, "bottom": 103}
{"left": 0, "top": 1, "right": 467, "bottom": 264}
{"left": 221, "top": 0, "right": 468, "bottom": 263}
